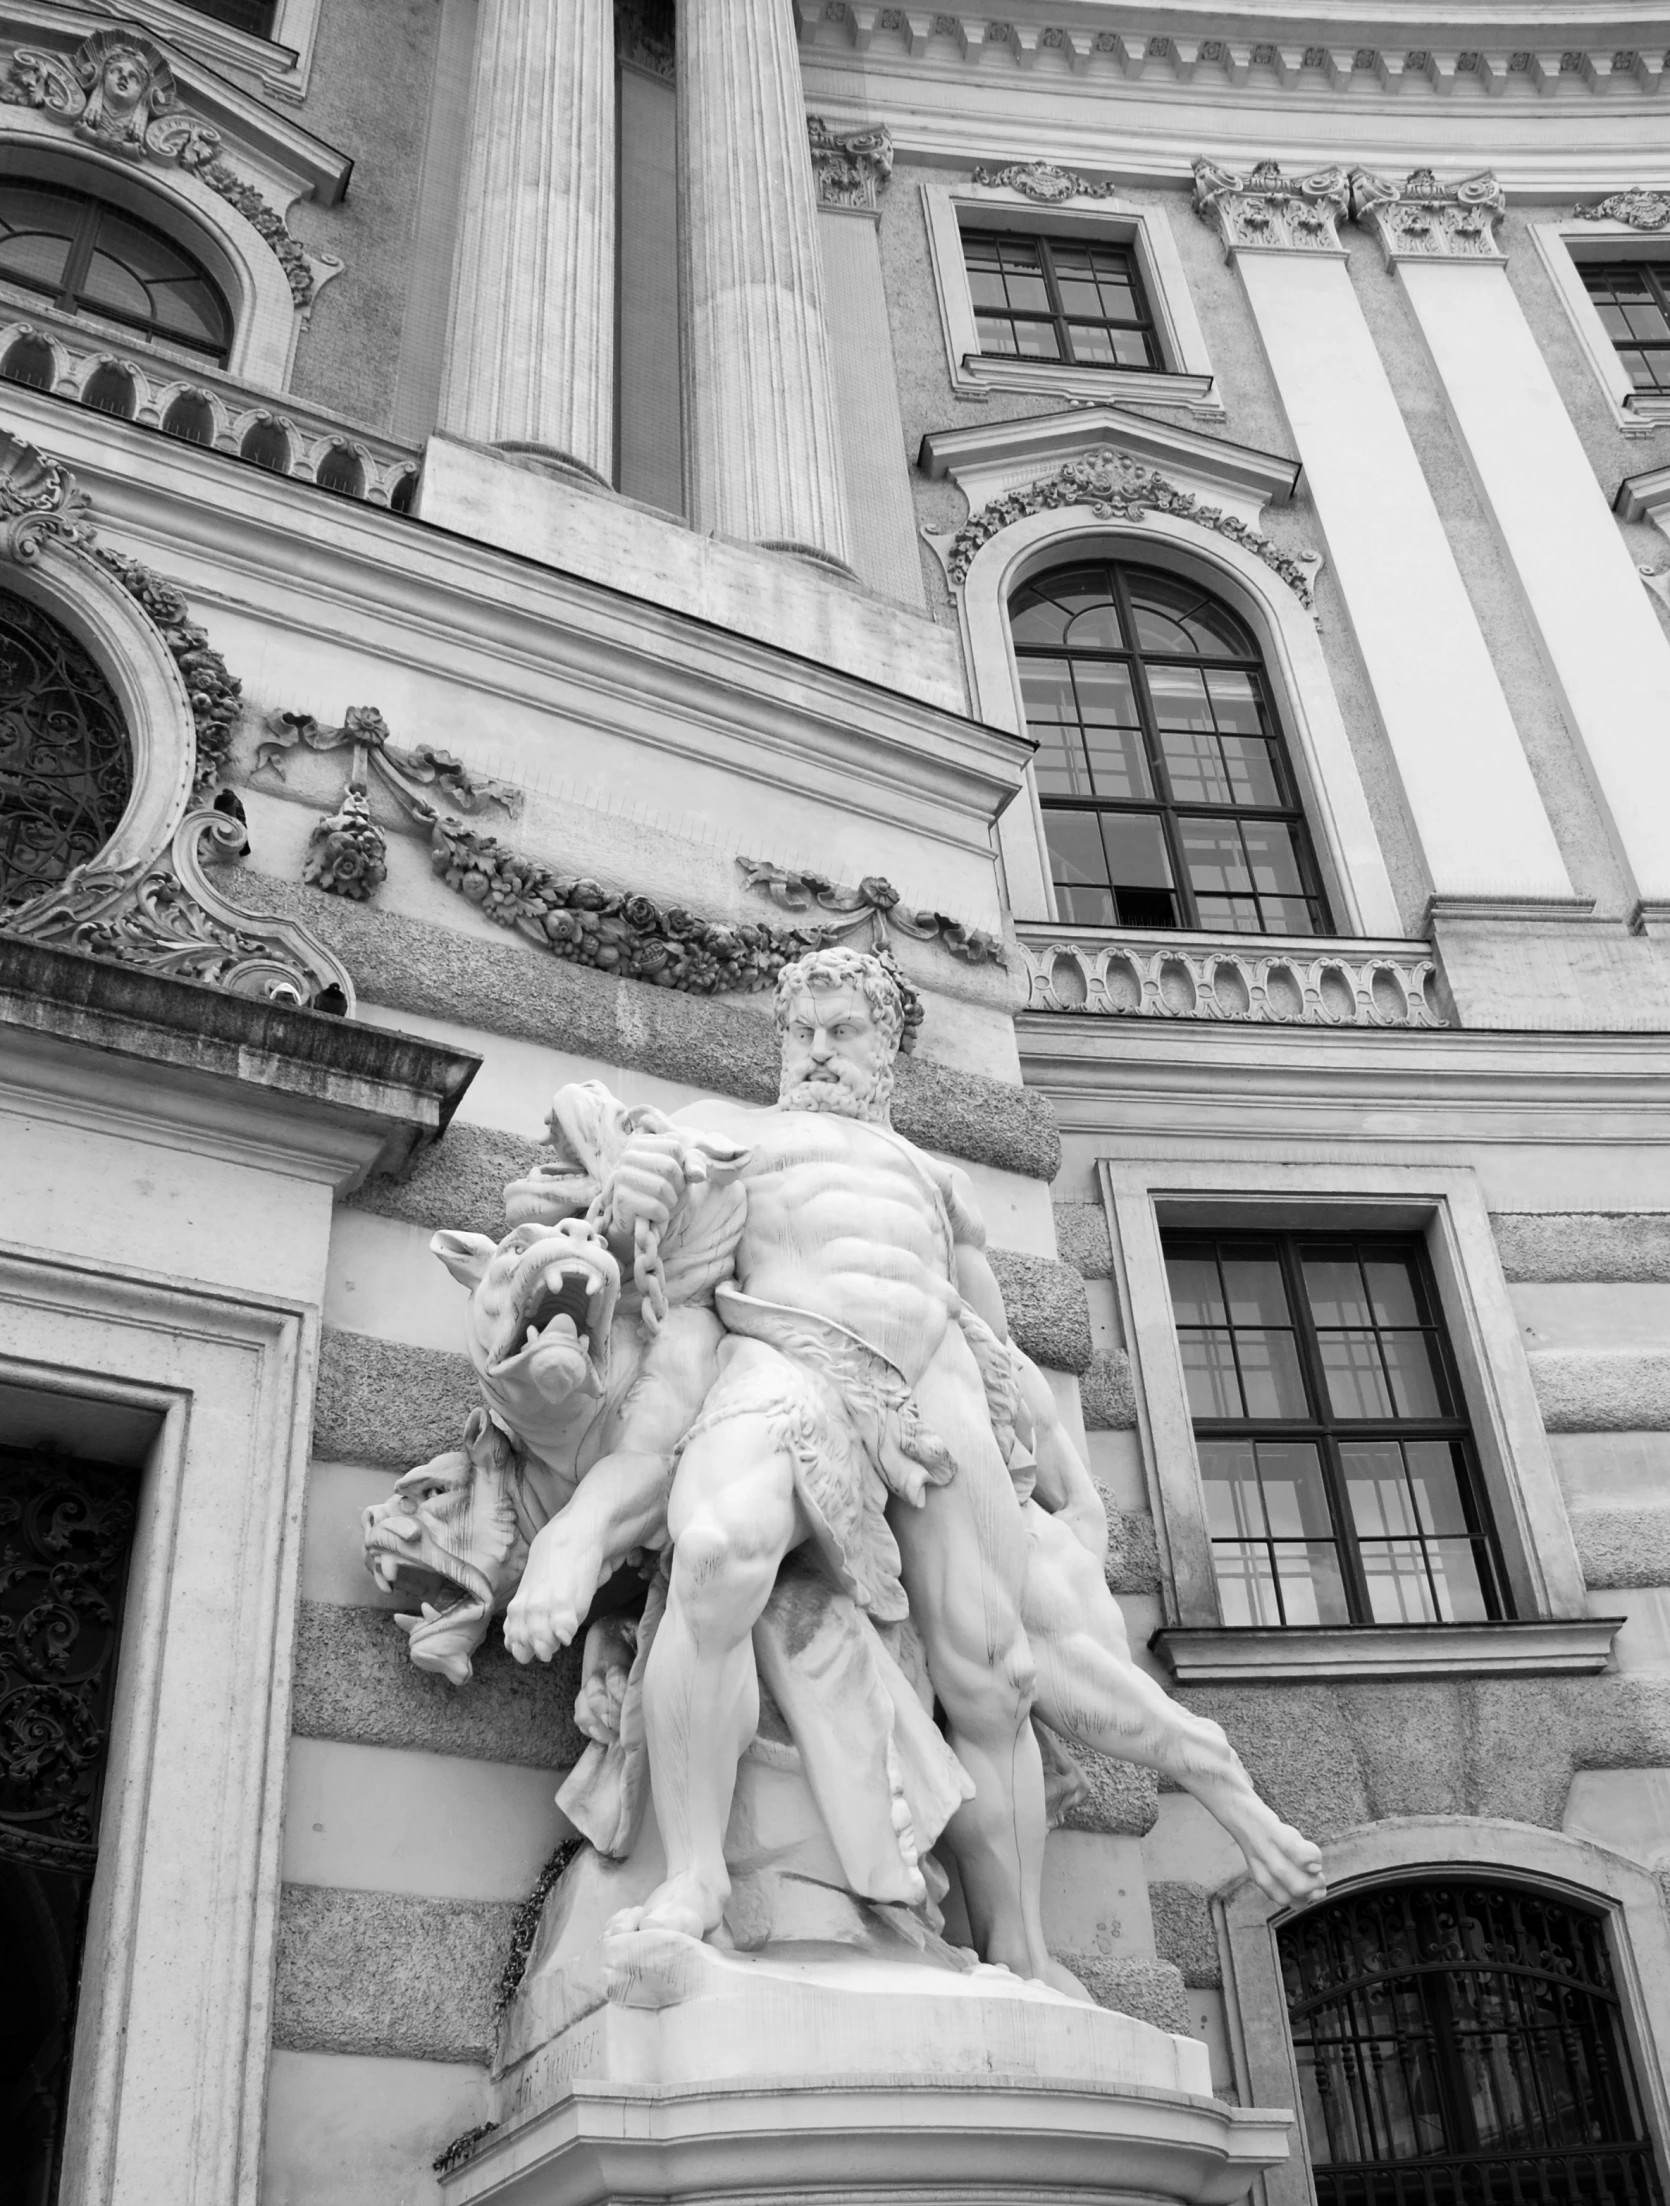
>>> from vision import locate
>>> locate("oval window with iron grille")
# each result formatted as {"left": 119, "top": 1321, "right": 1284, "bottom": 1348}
{"left": 0, "top": 586, "right": 133, "bottom": 911}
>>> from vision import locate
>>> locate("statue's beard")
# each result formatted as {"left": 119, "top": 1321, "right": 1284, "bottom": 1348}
{"left": 781, "top": 1066, "right": 895, "bottom": 1123}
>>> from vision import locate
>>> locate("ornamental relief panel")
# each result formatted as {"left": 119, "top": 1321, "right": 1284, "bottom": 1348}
{"left": 1192, "top": 158, "right": 1350, "bottom": 253}
{"left": 1351, "top": 167, "right": 1507, "bottom": 261}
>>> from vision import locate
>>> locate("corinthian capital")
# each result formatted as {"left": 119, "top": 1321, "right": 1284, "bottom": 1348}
{"left": 1192, "top": 157, "right": 1350, "bottom": 253}
{"left": 807, "top": 116, "right": 894, "bottom": 212}
{"left": 1350, "top": 167, "right": 1507, "bottom": 261}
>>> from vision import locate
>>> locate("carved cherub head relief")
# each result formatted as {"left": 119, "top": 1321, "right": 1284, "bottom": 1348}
{"left": 76, "top": 31, "right": 174, "bottom": 152}
{"left": 774, "top": 945, "right": 909, "bottom": 1124}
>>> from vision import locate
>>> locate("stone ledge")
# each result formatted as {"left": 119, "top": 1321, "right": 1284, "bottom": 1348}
{"left": 0, "top": 933, "right": 478, "bottom": 1177}
{"left": 1494, "top": 1211, "right": 1670, "bottom": 1283}
{"left": 1530, "top": 1349, "right": 1670, "bottom": 1432}
{"left": 314, "top": 1328, "right": 481, "bottom": 1467}
{"left": 1152, "top": 1619, "right": 1622, "bottom": 1686}
{"left": 1570, "top": 1506, "right": 1670, "bottom": 1591}
{"left": 292, "top": 1601, "right": 585, "bottom": 1770}
{"left": 274, "top": 1883, "right": 514, "bottom": 2063}
{"left": 1148, "top": 1883, "right": 1221, "bottom": 1989}
{"left": 1081, "top": 1350, "right": 1136, "bottom": 1431}
{"left": 229, "top": 872, "right": 1061, "bottom": 1182}
{"left": 1053, "top": 1200, "right": 1113, "bottom": 1280}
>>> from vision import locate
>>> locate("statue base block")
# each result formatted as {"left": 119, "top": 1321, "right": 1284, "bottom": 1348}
{"left": 444, "top": 1929, "right": 1291, "bottom": 2206}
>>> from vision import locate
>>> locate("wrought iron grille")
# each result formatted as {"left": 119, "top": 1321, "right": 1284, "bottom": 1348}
{"left": 1280, "top": 1880, "right": 1665, "bottom": 2206}
{"left": 0, "top": 1444, "right": 136, "bottom": 1873}
{"left": 0, "top": 587, "right": 133, "bottom": 915}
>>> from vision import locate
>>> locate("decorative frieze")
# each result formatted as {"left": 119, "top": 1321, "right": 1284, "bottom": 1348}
{"left": 970, "top": 159, "right": 1117, "bottom": 203}
{"left": 944, "top": 445, "right": 1318, "bottom": 605}
{"left": 1015, "top": 929, "right": 1447, "bottom": 1028}
{"left": 737, "top": 856, "right": 1004, "bottom": 967}
{"left": 1575, "top": 189, "right": 1670, "bottom": 232}
{"left": 0, "top": 31, "right": 327, "bottom": 304}
{"left": 1192, "top": 158, "right": 1350, "bottom": 253}
{"left": 808, "top": 116, "right": 894, "bottom": 211}
{"left": 1350, "top": 168, "right": 1507, "bottom": 261}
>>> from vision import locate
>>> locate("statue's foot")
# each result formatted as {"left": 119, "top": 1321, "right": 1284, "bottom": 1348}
{"left": 606, "top": 1870, "right": 727, "bottom": 1944}
{"left": 1239, "top": 1809, "right": 1326, "bottom": 1908}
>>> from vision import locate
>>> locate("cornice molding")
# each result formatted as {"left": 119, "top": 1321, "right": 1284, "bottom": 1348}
{"left": 919, "top": 403, "right": 1302, "bottom": 509}
{"left": 1192, "top": 154, "right": 1350, "bottom": 251}
{"left": 795, "top": 2, "right": 1670, "bottom": 105}
{"left": 1351, "top": 163, "right": 1508, "bottom": 259}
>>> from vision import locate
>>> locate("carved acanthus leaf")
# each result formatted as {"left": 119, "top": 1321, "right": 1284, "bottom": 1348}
{"left": 0, "top": 31, "right": 325, "bottom": 303}
{"left": 0, "top": 426, "right": 95, "bottom": 563}
{"left": 4, "top": 810, "right": 357, "bottom": 1009}
{"left": 1575, "top": 188, "right": 1670, "bottom": 232}
{"left": 1192, "top": 157, "right": 1350, "bottom": 252}
{"left": 1350, "top": 167, "right": 1506, "bottom": 259}
{"left": 808, "top": 116, "right": 894, "bottom": 210}
{"left": 971, "top": 160, "right": 1118, "bottom": 204}
{"left": 942, "top": 445, "right": 1317, "bottom": 606}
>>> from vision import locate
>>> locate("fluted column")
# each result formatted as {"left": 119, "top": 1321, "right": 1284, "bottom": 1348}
{"left": 440, "top": 0, "right": 614, "bottom": 481}
{"left": 679, "top": 0, "right": 853, "bottom": 565}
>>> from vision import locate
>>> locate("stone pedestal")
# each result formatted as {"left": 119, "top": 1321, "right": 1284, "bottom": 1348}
{"left": 445, "top": 1928, "right": 1290, "bottom": 2206}
{"left": 679, "top": 0, "right": 853, "bottom": 566}
{"left": 440, "top": 0, "right": 614, "bottom": 480}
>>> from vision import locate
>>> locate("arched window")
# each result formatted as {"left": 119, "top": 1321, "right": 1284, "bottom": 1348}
{"left": 1009, "top": 559, "right": 1330, "bottom": 935}
{"left": 0, "top": 586, "right": 133, "bottom": 912}
{"left": 1281, "top": 1880, "right": 1665, "bottom": 2206}
{"left": 0, "top": 180, "right": 230, "bottom": 363}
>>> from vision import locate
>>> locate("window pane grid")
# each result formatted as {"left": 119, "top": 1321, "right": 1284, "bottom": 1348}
{"left": 963, "top": 228, "right": 1161, "bottom": 370}
{"left": 1582, "top": 260, "right": 1670, "bottom": 393}
{"left": 1012, "top": 561, "right": 1331, "bottom": 936}
{"left": 1166, "top": 1231, "right": 1508, "bottom": 1628}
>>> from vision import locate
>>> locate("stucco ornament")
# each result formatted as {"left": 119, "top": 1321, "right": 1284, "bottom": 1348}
{"left": 364, "top": 947, "right": 1323, "bottom": 2014}
{"left": 971, "top": 159, "right": 1117, "bottom": 203}
{"left": 945, "top": 444, "right": 1318, "bottom": 605}
{"left": 1351, "top": 166, "right": 1507, "bottom": 260}
{"left": 1192, "top": 156, "right": 1350, "bottom": 252}
{"left": 807, "top": 115, "right": 894, "bottom": 210}
{"left": 1576, "top": 188, "right": 1670, "bottom": 232}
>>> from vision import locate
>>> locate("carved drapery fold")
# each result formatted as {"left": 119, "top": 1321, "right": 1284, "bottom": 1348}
{"left": 1351, "top": 167, "right": 1507, "bottom": 261}
{"left": 1192, "top": 158, "right": 1350, "bottom": 253}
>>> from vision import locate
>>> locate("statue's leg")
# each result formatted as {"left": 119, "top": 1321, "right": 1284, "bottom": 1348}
{"left": 896, "top": 1330, "right": 1054, "bottom": 1986}
{"left": 607, "top": 1406, "right": 804, "bottom": 1942}
{"left": 1022, "top": 1503, "right": 1324, "bottom": 1907}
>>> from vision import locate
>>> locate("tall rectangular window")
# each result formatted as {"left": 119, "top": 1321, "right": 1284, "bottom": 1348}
{"left": 1163, "top": 1231, "right": 1507, "bottom": 1628}
{"left": 962, "top": 229, "right": 1161, "bottom": 370}
{"left": 1580, "top": 261, "right": 1670, "bottom": 393}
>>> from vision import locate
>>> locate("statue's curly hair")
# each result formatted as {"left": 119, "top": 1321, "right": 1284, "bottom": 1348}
{"left": 772, "top": 943, "right": 924, "bottom": 1055}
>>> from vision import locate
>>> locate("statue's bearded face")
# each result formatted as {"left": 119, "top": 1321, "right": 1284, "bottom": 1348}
{"left": 778, "top": 984, "right": 895, "bottom": 1121}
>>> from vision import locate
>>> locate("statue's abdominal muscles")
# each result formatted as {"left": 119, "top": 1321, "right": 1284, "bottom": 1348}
{"left": 731, "top": 1117, "right": 960, "bottom": 1379}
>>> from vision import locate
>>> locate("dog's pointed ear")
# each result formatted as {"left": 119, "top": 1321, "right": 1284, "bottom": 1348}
{"left": 431, "top": 1230, "right": 497, "bottom": 1289}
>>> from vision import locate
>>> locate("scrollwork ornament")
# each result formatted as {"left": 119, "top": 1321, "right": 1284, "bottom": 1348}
{"left": 971, "top": 160, "right": 1117, "bottom": 204}
{"left": 0, "top": 429, "right": 95, "bottom": 564}
{"left": 1193, "top": 157, "right": 1350, "bottom": 253}
{"left": 1575, "top": 188, "right": 1670, "bottom": 232}
{"left": 942, "top": 446, "right": 1317, "bottom": 607}
{"left": 1350, "top": 167, "right": 1506, "bottom": 260}
{"left": 807, "top": 116, "right": 894, "bottom": 211}
{"left": 736, "top": 857, "right": 1005, "bottom": 971}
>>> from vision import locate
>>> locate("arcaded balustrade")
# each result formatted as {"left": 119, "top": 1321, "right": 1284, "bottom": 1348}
{"left": 1015, "top": 924, "right": 1448, "bottom": 1028}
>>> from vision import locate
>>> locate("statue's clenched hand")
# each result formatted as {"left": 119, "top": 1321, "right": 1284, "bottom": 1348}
{"left": 604, "top": 1131, "right": 688, "bottom": 1243}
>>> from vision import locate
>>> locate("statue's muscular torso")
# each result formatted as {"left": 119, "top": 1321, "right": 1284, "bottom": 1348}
{"left": 675, "top": 1101, "right": 963, "bottom": 1382}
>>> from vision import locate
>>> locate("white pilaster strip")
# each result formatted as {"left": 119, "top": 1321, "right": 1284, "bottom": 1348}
{"left": 1194, "top": 161, "right": 1575, "bottom": 910}
{"left": 1356, "top": 167, "right": 1670, "bottom": 920}
{"left": 439, "top": 0, "right": 615, "bottom": 481}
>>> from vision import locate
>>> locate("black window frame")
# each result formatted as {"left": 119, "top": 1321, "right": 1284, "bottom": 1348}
{"left": 179, "top": 0, "right": 280, "bottom": 36}
{"left": 1163, "top": 1227, "right": 1510, "bottom": 1629}
{"left": 961, "top": 225, "right": 1163, "bottom": 371}
{"left": 1281, "top": 1879, "right": 1665, "bottom": 2206}
{"left": 1011, "top": 557, "right": 1333, "bottom": 936}
{"left": 0, "top": 179, "right": 232, "bottom": 363}
{"left": 1580, "top": 258, "right": 1670, "bottom": 394}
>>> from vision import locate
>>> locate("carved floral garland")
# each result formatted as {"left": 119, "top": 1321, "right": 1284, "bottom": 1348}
{"left": 944, "top": 447, "right": 1317, "bottom": 606}
{"left": 95, "top": 546, "right": 243, "bottom": 794}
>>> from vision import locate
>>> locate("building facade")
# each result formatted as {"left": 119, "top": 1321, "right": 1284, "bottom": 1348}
{"left": 5, "top": 1, "right": 1670, "bottom": 2202}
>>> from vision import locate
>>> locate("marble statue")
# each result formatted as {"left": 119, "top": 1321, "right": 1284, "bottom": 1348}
{"left": 363, "top": 945, "right": 1322, "bottom": 2006}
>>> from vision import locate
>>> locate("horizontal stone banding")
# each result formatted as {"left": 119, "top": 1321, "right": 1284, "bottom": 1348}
{"left": 1493, "top": 1212, "right": 1670, "bottom": 1283}
{"left": 274, "top": 1884, "right": 514, "bottom": 2063}
{"left": 1569, "top": 1506, "right": 1670, "bottom": 1590}
{"left": 1148, "top": 1881, "right": 1221, "bottom": 1988}
{"left": 292, "top": 1602, "right": 586, "bottom": 1770}
{"left": 1529, "top": 1350, "right": 1670, "bottom": 1432}
{"left": 230, "top": 872, "right": 1060, "bottom": 1180}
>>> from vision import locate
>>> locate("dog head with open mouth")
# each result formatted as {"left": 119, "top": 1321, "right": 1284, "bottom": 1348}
{"left": 431, "top": 1214, "right": 622, "bottom": 1468}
